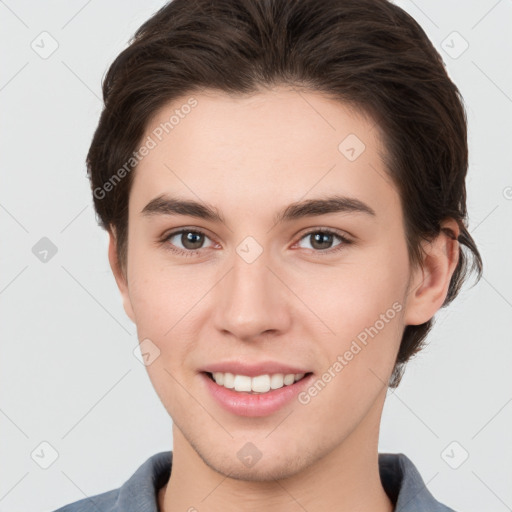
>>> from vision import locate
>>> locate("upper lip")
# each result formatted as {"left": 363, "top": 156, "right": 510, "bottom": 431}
{"left": 201, "top": 361, "right": 311, "bottom": 377}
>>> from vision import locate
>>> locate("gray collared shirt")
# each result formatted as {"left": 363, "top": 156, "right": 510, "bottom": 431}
{"left": 52, "top": 451, "right": 457, "bottom": 511}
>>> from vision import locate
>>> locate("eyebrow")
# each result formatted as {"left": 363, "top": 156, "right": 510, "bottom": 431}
{"left": 140, "top": 193, "right": 376, "bottom": 225}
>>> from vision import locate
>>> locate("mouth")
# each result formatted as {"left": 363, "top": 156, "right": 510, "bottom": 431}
{"left": 203, "top": 371, "right": 314, "bottom": 394}
{"left": 200, "top": 368, "right": 315, "bottom": 417}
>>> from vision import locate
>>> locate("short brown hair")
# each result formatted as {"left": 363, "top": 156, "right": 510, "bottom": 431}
{"left": 87, "top": 0, "right": 483, "bottom": 387}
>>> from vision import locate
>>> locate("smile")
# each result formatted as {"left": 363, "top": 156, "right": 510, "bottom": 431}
{"left": 207, "top": 371, "right": 309, "bottom": 394}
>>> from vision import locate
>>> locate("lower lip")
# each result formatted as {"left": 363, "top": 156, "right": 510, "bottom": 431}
{"left": 200, "top": 372, "right": 314, "bottom": 417}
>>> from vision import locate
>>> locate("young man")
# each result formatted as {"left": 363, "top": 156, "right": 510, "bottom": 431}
{"left": 54, "top": 0, "right": 482, "bottom": 510}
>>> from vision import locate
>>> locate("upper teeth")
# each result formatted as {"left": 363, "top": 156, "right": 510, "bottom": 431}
{"left": 211, "top": 372, "right": 305, "bottom": 393}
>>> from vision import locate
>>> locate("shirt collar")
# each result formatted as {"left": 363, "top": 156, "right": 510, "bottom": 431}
{"left": 112, "top": 451, "right": 455, "bottom": 512}
{"left": 378, "top": 452, "right": 456, "bottom": 511}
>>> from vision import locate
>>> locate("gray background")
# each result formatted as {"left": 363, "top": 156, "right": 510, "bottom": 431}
{"left": 1, "top": 1, "right": 511, "bottom": 511}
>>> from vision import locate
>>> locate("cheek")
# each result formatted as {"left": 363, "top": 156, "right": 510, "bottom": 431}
{"left": 298, "top": 254, "right": 406, "bottom": 334}
{"left": 126, "top": 261, "right": 206, "bottom": 412}
{"left": 126, "top": 260, "right": 214, "bottom": 398}
{"left": 127, "top": 243, "right": 205, "bottom": 336}
{"left": 295, "top": 271, "right": 405, "bottom": 425}
{"left": 293, "top": 251, "right": 407, "bottom": 378}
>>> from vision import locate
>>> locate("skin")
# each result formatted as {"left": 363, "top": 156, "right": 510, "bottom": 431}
{"left": 107, "top": 86, "right": 460, "bottom": 512}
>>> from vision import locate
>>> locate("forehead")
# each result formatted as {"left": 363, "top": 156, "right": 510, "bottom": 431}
{"left": 129, "top": 86, "right": 399, "bottom": 223}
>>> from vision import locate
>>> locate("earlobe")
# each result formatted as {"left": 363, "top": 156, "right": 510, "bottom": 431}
{"left": 107, "top": 228, "right": 136, "bottom": 324}
{"left": 403, "top": 219, "right": 460, "bottom": 326}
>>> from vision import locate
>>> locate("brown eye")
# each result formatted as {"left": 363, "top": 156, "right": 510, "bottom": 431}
{"left": 163, "top": 229, "right": 215, "bottom": 256}
{"left": 180, "top": 231, "right": 205, "bottom": 250}
{"left": 309, "top": 232, "right": 336, "bottom": 250}
{"left": 296, "top": 229, "right": 352, "bottom": 254}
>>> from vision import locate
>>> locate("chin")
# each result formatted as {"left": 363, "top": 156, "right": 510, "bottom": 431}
{"left": 196, "top": 440, "right": 319, "bottom": 482}
{"left": 208, "top": 456, "right": 309, "bottom": 482}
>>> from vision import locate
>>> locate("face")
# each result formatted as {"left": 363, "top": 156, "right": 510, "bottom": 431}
{"left": 110, "top": 86, "right": 431, "bottom": 481}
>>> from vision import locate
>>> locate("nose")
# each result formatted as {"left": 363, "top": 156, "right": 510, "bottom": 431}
{"left": 212, "top": 250, "right": 292, "bottom": 342}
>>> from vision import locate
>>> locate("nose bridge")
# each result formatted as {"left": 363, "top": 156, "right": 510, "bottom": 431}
{"left": 213, "top": 245, "right": 290, "bottom": 340}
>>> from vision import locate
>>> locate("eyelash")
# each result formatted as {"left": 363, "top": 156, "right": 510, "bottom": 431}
{"left": 159, "top": 227, "right": 352, "bottom": 258}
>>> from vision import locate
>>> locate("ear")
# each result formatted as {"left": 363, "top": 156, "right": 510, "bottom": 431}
{"left": 107, "top": 227, "right": 136, "bottom": 324}
{"left": 403, "top": 218, "right": 460, "bottom": 326}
